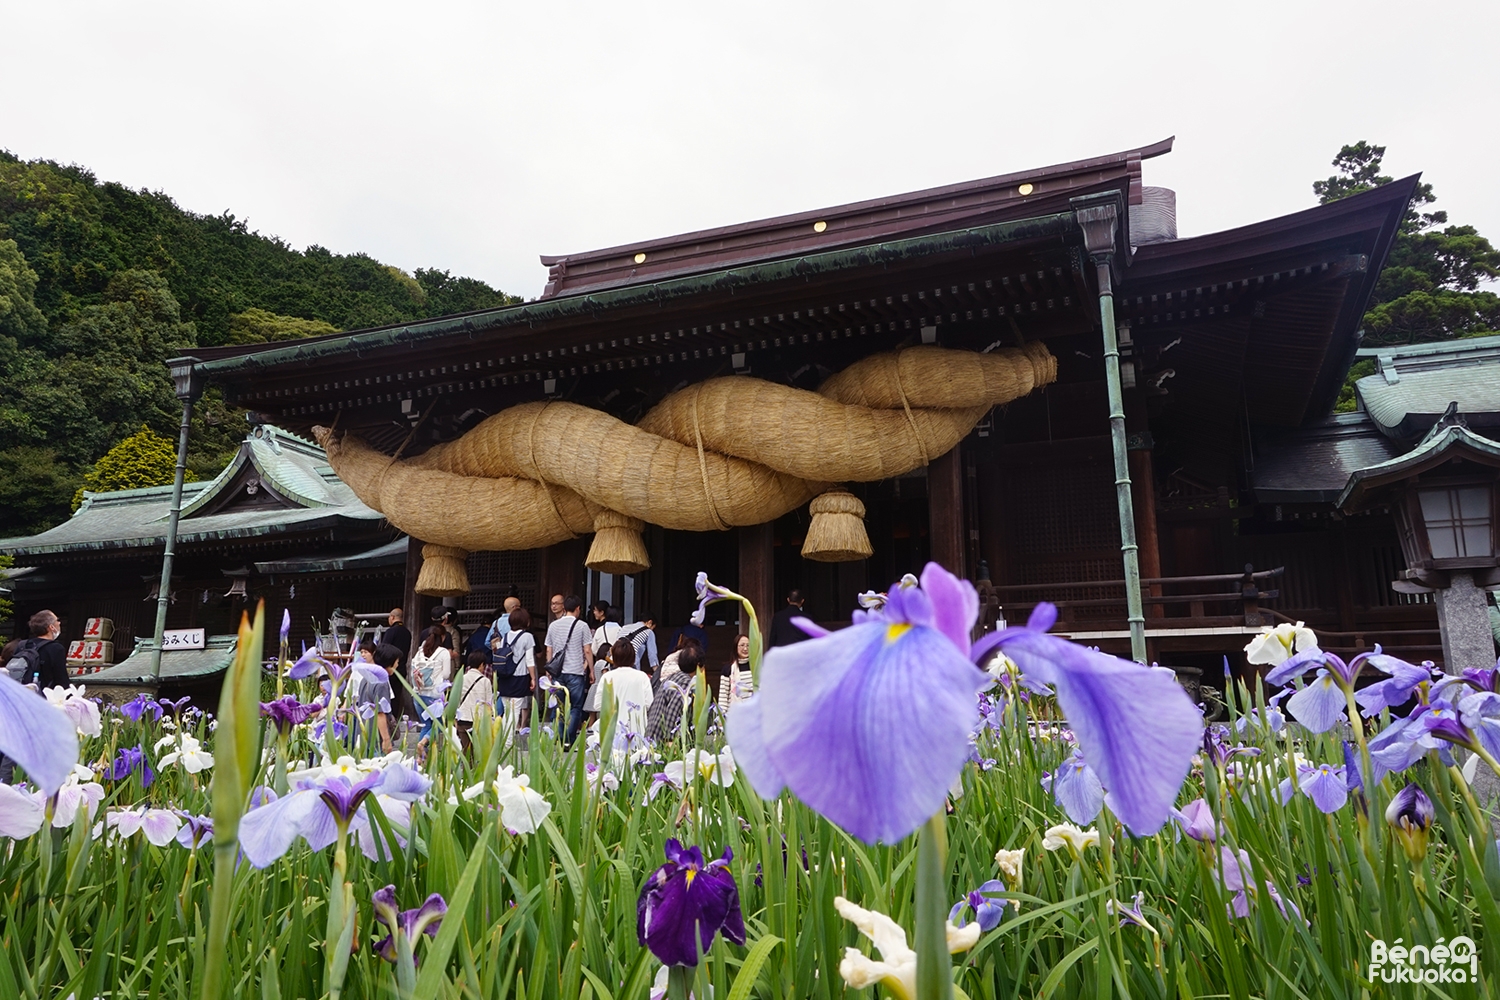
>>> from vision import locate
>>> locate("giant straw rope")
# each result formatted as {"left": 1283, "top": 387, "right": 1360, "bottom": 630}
{"left": 313, "top": 342, "right": 1056, "bottom": 595}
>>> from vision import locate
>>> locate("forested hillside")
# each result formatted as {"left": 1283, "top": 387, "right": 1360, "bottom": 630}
{"left": 0, "top": 151, "right": 520, "bottom": 537}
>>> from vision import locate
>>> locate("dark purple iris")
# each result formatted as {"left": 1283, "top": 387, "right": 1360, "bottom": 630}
{"left": 120, "top": 694, "right": 162, "bottom": 723}
{"left": 1386, "top": 782, "right": 1435, "bottom": 861}
{"left": 949, "top": 879, "right": 1007, "bottom": 931}
{"left": 108, "top": 744, "right": 154, "bottom": 788}
{"left": 158, "top": 696, "right": 193, "bottom": 716}
{"left": 1202, "top": 726, "right": 1261, "bottom": 769}
{"left": 371, "top": 884, "right": 447, "bottom": 963}
{"left": 638, "top": 839, "right": 746, "bottom": 966}
{"left": 317, "top": 771, "right": 388, "bottom": 824}
{"left": 261, "top": 695, "right": 323, "bottom": 735}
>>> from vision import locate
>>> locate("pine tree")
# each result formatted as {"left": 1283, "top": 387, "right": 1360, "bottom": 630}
{"left": 1316, "top": 142, "right": 1500, "bottom": 348}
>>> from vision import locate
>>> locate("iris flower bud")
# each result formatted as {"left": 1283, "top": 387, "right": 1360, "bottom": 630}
{"left": 1384, "top": 783, "right": 1434, "bottom": 862}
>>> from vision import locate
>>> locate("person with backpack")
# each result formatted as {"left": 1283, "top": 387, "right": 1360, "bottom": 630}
{"left": 544, "top": 596, "right": 593, "bottom": 747}
{"left": 491, "top": 606, "right": 535, "bottom": 728}
{"left": 620, "top": 613, "right": 660, "bottom": 676}
{"left": 0, "top": 610, "right": 70, "bottom": 784}
{"left": 6, "top": 610, "right": 68, "bottom": 690}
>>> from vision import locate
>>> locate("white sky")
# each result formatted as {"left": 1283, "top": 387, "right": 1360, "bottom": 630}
{"left": 2, "top": 1, "right": 1496, "bottom": 301}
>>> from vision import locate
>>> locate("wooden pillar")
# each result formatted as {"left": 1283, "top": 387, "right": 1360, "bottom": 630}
{"left": 401, "top": 536, "right": 424, "bottom": 660}
{"left": 539, "top": 541, "right": 585, "bottom": 619}
{"left": 928, "top": 445, "right": 966, "bottom": 578}
{"left": 738, "top": 523, "right": 775, "bottom": 643}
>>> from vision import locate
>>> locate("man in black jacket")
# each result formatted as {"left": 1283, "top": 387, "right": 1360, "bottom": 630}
{"left": 768, "top": 590, "right": 812, "bottom": 648}
{"left": 0, "top": 609, "right": 70, "bottom": 784}
{"left": 21, "top": 610, "right": 69, "bottom": 689}
{"left": 382, "top": 608, "right": 413, "bottom": 671}
{"left": 382, "top": 607, "right": 415, "bottom": 724}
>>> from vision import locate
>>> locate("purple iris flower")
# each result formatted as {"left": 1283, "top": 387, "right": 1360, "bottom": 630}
{"left": 975, "top": 694, "right": 1005, "bottom": 735}
{"left": 280, "top": 609, "right": 292, "bottom": 644}
{"left": 973, "top": 602, "right": 1203, "bottom": 836}
{"left": 108, "top": 744, "right": 155, "bottom": 788}
{"left": 1467, "top": 665, "right": 1499, "bottom": 692}
{"left": 1368, "top": 698, "right": 1468, "bottom": 780}
{"left": 1265, "top": 647, "right": 1423, "bottom": 733}
{"left": 175, "top": 812, "right": 213, "bottom": 849}
{"left": 287, "top": 646, "right": 332, "bottom": 680}
{"left": 949, "top": 879, "right": 1007, "bottom": 931}
{"left": 1354, "top": 651, "right": 1433, "bottom": 717}
{"left": 1234, "top": 706, "right": 1285, "bottom": 735}
{"left": 1202, "top": 727, "right": 1262, "bottom": 769}
{"left": 1217, "top": 847, "right": 1302, "bottom": 923}
{"left": 1456, "top": 691, "right": 1500, "bottom": 761}
{"left": 1277, "top": 761, "right": 1347, "bottom": 814}
{"left": 371, "top": 885, "right": 446, "bottom": 963}
{"left": 1109, "top": 891, "right": 1154, "bottom": 931}
{"left": 0, "top": 671, "right": 80, "bottom": 796}
{"left": 727, "top": 563, "right": 992, "bottom": 844}
{"left": 157, "top": 696, "right": 193, "bottom": 716}
{"left": 637, "top": 839, "right": 746, "bottom": 967}
{"left": 1171, "top": 798, "right": 1219, "bottom": 842}
{"left": 120, "top": 693, "right": 162, "bottom": 723}
{"left": 261, "top": 696, "right": 323, "bottom": 736}
{"left": 237, "top": 763, "right": 431, "bottom": 867}
{"left": 310, "top": 717, "right": 350, "bottom": 743}
{"left": 1048, "top": 750, "right": 1105, "bottom": 824}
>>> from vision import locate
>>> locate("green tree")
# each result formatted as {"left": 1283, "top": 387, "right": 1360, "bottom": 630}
{"left": 0, "top": 148, "right": 519, "bottom": 537}
{"left": 0, "top": 237, "right": 46, "bottom": 343}
{"left": 71, "top": 424, "right": 195, "bottom": 509}
{"left": 0, "top": 553, "right": 13, "bottom": 626}
{"left": 1316, "top": 142, "right": 1500, "bottom": 347}
{"left": 225, "top": 307, "right": 338, "bottom": 345}
{"left": 0, "top": 447, "right": 79, "bottom": 537}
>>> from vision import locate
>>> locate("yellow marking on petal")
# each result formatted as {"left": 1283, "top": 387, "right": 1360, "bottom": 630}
{"left": 685, "top": 869, "right": 697, "bottom": 887}
{"left": 886, "top": 623, "right": 912, "bottom": 644}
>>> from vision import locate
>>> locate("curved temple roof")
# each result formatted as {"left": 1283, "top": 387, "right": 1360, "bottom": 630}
{"left": 0, "top": 425, "right": 384, "bottom": 558}
{"left": 1355, "top": 335, "right": 1500, "bottom": 441}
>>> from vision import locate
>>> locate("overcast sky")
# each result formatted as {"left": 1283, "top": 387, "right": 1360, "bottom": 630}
{"left": 3, "top": 1, "right": 1495, "bottom": 301}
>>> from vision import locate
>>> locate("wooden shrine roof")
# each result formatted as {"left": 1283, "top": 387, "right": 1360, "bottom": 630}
{"left": 535, "top": 138, "right": 1174, "bottom": 297}
{"left": 185, "top": 145, "right": 1416, "bottom": 459}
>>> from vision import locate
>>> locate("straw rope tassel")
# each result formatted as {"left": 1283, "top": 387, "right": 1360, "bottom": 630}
{"left": 313, "top": 342, "right": 1055, "bottom": 594}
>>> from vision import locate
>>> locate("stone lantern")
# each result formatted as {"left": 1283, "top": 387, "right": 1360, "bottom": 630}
{"left": 1339, "top": 408, "right": 1500, "bottom": 670}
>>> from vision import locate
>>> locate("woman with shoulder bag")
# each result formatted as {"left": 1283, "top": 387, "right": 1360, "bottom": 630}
{"left": 454, "top": 650, "right": 495, "bottom": 757}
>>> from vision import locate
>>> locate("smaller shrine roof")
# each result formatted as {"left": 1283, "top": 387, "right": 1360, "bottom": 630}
{"left": 86, "top": 633, "right": 238, "bottom": 685}
{"left": 1252, "top": 413, "right": 1402, "bottom": 504}
{"left": 0, "top": 425, "right": 384, "bottom": 558}
{"left": 1355, "top": 335, "right": 1500, "bottom": 441}
{"left": 1338, "top": 417, "right": 1500, "bottom": 511}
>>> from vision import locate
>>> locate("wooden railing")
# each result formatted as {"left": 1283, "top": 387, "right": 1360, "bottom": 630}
{"left": 990, "top": 565, "right": 1284, "bottom": 628}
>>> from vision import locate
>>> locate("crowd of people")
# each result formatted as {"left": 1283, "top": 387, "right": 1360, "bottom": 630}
{"left": 351, "top": 587, "right": 817, "bottom": 756}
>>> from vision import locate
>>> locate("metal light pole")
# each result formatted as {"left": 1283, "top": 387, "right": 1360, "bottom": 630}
{"left": 148, "top": 356, "right": 203, "bottom": 682}
{"left": 1073, "top": 195, "right": 1148, "bottom": 663}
